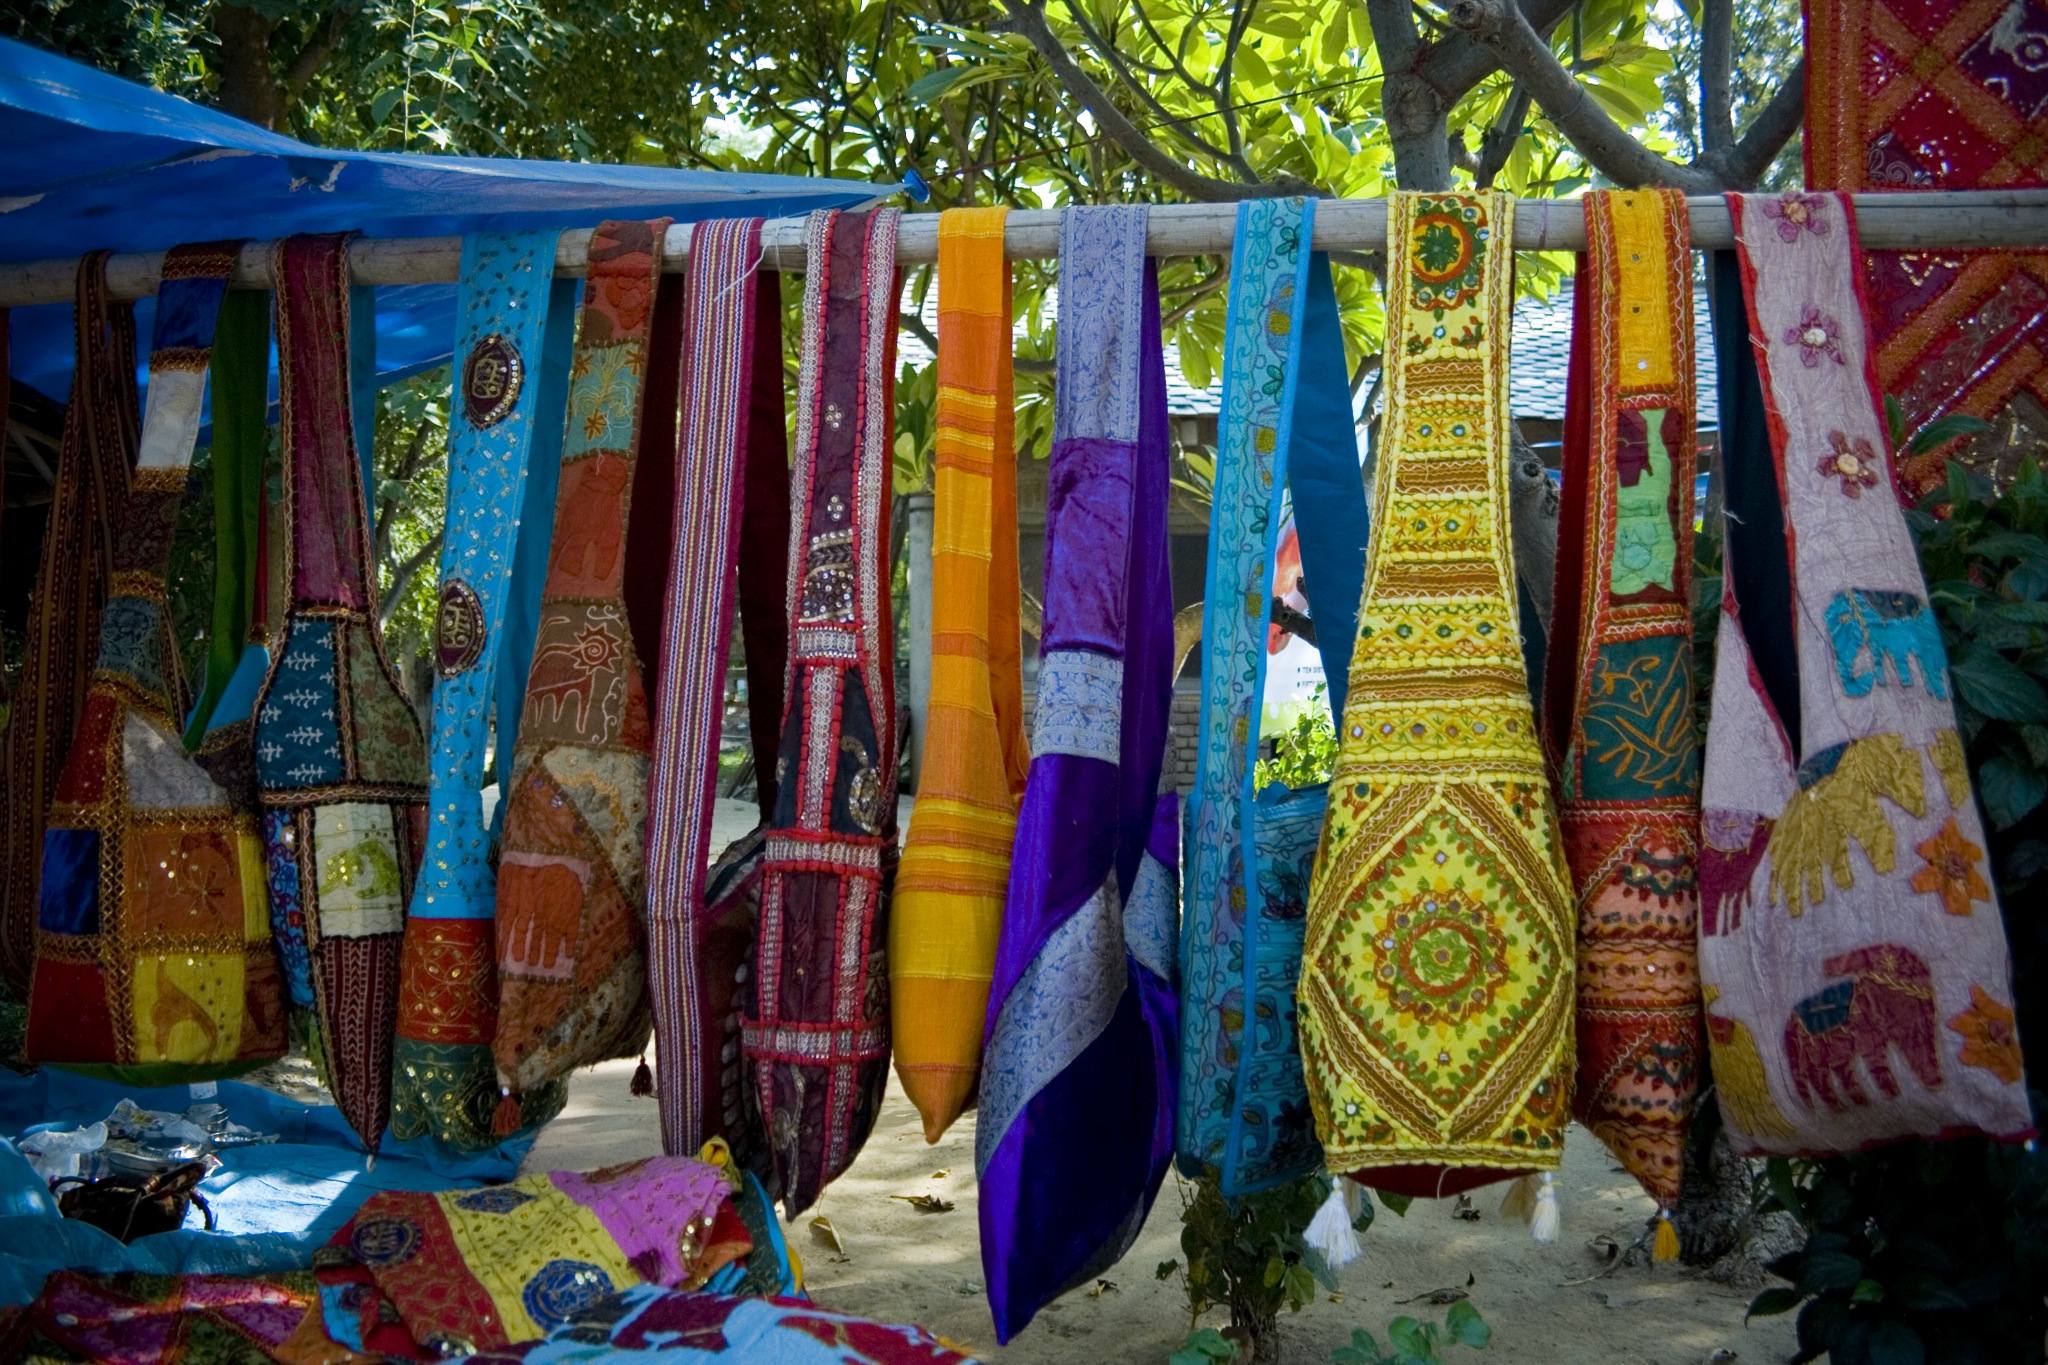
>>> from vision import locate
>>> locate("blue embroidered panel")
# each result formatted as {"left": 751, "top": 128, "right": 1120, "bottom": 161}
{"left": 1032, "top": 650, "right": 1124, "bottom": 764}
{"left": 1054, "top": 206, "right": 1149, "bottom": 446}
{"left": 255, "top": 618, "right": 344, "bottom": 791}
{"left": 415, "top": 231, "right": 568, "bottom": 921}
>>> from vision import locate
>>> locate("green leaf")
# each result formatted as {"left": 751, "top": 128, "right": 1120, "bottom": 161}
{"left": 368, "top": 85, "right": 404, "bottom": 126}
{"left": 1885, "top": 393, "right": 1909, "bottom": 450}
{"left": 1868, "top": 1321, "right": 1927, "bottom": 1365}
{"left": 2009, "top": 558, "right": 2048, "bottom": 599}
{"left": 1851, "top": 1277, "right": 1886, "bottom": 1303}
{"left": 1332, "top": 1329, "right": 1383, "bottom": 1365}
{"left": 1907, "top": 412, "right": 1993, "bottom": 457}
{"left": 1979, "top": 753, "right": 2048, "bottom": 829}
{"left": 1445, "top": 1300, "right": 1491, "bottom": 1347}
{"left": 1156, "top": 1259, "right": 1180, "bottom": 1281}
{"left": 1385, "top": 1317, "right": 1430, "bottom": 1360}
{"left": 1966, "top": 530, "right": 2048, "bottom": 561}
{"left": 1747, "top": 1286, "right": 1803, "bottom": 1321}
{"left": 1375, "top": 1190, "right": 1413, "bottom": 1217}
{"left": 905, "top": 65, "right": 971, "bottom": 104}
{"left": 1800, "top": 1249, "right": 1866, "bottom": 1293}
{"left": 1764, "top": 1157, "right": 1806, "bottom": 1224}
{"left": 1951, "top": 643, "right": 2048, "bottom": 722}
{"left": 1889, "top": 1271, "right": 1970, "bottom": 1311}
{"left": 1169, "top": 1328, "right": 1237, "bottom": 1365}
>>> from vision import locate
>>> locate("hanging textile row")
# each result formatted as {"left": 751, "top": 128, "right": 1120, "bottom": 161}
{"left": 0, "top": 187, "right": 2033, "bottom": 1346}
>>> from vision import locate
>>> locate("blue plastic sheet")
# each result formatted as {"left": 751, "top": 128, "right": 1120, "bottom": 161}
{"left": 0, "top": 1067, "right": 535, "bottom": 1305}
{"left": 0, "top": 35, "right": 893, "bottom": 418}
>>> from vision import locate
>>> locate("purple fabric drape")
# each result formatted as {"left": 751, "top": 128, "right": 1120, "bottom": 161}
{"left": 976, "top": 206, "right": 1178, "bottom": 1344}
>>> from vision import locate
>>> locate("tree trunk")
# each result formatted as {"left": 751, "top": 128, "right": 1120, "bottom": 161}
{"left": 211, "top": 6, "right": 284, "bottom": 128}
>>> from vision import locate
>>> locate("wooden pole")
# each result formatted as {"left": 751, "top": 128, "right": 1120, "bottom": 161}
{"left": 2, "top": 190, "right": 2046, "bottom": 307}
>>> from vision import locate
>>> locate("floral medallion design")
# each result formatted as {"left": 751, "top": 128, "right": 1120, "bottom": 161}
{"left": 1817, "top": 430, "right": 1882, "bottom": 497}
{"left": 1761, "top": 192, "right": 1829, "bottom": 242}
{"left": 1786, "top": 306, "right": 1846, "bottom": 367}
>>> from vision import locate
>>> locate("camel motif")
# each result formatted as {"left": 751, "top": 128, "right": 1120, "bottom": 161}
{"left": 525, "top": 611, "right": 626, "bottom": 739}
{"left": 1783, "top": 943, "right": 1942, "bottom": 1112}
{"left": 1824, "top": 588, "right": 1949, "bottom": 699}
{"left": 151, "top": 958, "right": 222, "bottom": 1060}
{"left": 1699, "top": 810, "right": 1772, "bottom": 936}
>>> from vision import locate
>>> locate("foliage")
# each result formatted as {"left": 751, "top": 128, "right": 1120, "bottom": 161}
{"left": 1161, "top": 1170, "right": 1349, "bottom": 1343}
{"left": 1332, "top": 1301, "right": 1492, "bottom": 1365}
{"left": 371, "top": 373, "right": 453, "bottom": 659}
{"left": 1744, "top": 458, "right": 2048, "bottom": 1365}
{"left": 1254, "top": 683, "right": 1339, "bottom": 789}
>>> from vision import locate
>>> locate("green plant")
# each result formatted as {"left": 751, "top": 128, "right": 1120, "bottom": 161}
{"left": 1254, "top": 684, "right": 1340, "bottom": 790}
{"left": 1332, "top": 1302, "right": 1491, "bottom": 1365}
{"left": 1743, "top": 456, "right": 2048, "bottom": 1365}
{"left": 1159, "top": 1171, "right": 1352, "bottom": 1364}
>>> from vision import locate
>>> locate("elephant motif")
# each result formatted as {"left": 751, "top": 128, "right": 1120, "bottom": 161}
{"left": 1824, "top": 588, "right": 1949, "bottom": 699}
{"left": 547, "top": 455, "right": 630, "bottom": 593}
{"left": 1768, "top": 735, "right": 1925, "bottom": 916}
{"left": 1699, "top": 810, "right": 1770, "bottom": 936}
{"left": 1783, "top": 943, "right": 1942, "bottom": 1112}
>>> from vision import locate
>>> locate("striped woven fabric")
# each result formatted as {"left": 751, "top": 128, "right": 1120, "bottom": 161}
{"left": 645, "top": 216, "right": 788, "bottom": 1160}
{"left": 890, "top": 207, "right": 1030, "bottom": 1143}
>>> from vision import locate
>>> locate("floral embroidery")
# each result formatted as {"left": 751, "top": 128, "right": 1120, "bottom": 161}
{"left": 1947, "top": 985, "right": 2024, "bottom": 1084}
{"left": 1785, "top": 306, "right": 1846, "bottom": 367}
{"left": 1761, "top": 192, "right": 1829, "bottom": 242}
{"left": 1909, "top": 816, "right": 1990, "bottom": 916}
{"left": 1817, "top": 430, "right": 1881, "bottom": 497}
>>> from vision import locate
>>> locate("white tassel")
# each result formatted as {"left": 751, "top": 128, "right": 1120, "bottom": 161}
{"left": 1305, "top": 1176, "right": 1364, "bottom": 1270}
{"left": 1530, "top": 1172, "right": 1559, "bottom": 1244}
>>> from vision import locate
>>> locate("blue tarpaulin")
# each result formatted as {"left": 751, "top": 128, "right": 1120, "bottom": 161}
{"left": 0, "top": 35, "right": 893, "bottom": 411}
{"left": 0, "top": 1068, "right": 538, "bottom": 1306}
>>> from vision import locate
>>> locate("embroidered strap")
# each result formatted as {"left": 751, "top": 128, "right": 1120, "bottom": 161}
{"left": 1694, "top": 192, "right": 2030, "bottom": 1156}
{"left": 1, "top": 254, "right": 138, "bottom": 999}
{"left": 255, "top": 233, "right": 431, "bottom": 1151}
{"left": 890, "top": 207, "right": 1031, "bottom": 1144}
{"left": 1178, "top": 196, "right": 1371, "bottom": 1197}
{"left": 390, "top": 231, "right": 577, "bottom": 1151}
{"left": 645, "top": 216, "right": 790, "bottom": 1158}
{"left": 746, "top": 207, "right": 901, "bottom": 1216}
{"left": 1541, "top": 189, "right": 1703, "bottom": 1208}
{"left": 1299, "top": 192, "right": 1575, "bottom": 1191}
{"left": 25, "top": 243, "right": 286, "bottom": 1078}
{"left": 491, "top": 218, "right": 675, "bottom": 1102}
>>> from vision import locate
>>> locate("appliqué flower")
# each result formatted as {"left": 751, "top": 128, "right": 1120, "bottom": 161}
{"left": 1817, "top": 431, "right": 1881, "bottom": 497}
{"left": 1910, "top": 816, "right": 1991, "bottom": 916}
{"left": 1947, "top": 984, "right": 2024, "bottom": 1084}
{"left": 1785, "top": 306, "right": 1846, "bottom": 367}
{"left": 1762, "top": 192, "right": 1830, "bottom": 243}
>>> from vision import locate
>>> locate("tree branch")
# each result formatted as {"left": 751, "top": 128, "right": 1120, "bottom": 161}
{"left": 1699, "top": 0, "right": 1735, "bottom": 154}
{"left": 281, "top": 8, "right": 350, "bottom": 109}
{"left": 1330, "top": 249, "right": 1387, "bottom": 279}
{"left": 998, "top": 0, "right": 1320, "bottom": 200}
{"left": 900, "top": 310, "right": 1056, "bottom": 376}
{"left": 1445, "top": 0, "right": 1721, "bottom": 191}
{"left": 1161, "top": 270, "right": 1228, "bottom": 328}
{"left": 1060, "top": 0, "right": 1242, "bottom": 170}
{"left": 1215, "top": 0, "right": 1257, "bottom": 168}
{"left": 374, "top": 419, "right": 436, "bottom": 567}
{"left": 1708, "top": 57, "right": 1806, "bottom": 187}
{"left": 1475, "top": 81, "right": 1533, "bottom": 187}
{"left": 379, "top": 531, "right": 444, "bottom": 628}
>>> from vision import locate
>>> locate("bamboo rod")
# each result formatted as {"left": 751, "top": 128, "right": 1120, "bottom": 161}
{"left": 2, "top": 190, "right": 2046, "bottom": 307}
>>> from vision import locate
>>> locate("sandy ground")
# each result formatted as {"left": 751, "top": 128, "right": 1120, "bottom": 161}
{"left": 519, "top": 807, "right": 1800, "bottom": 1365}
